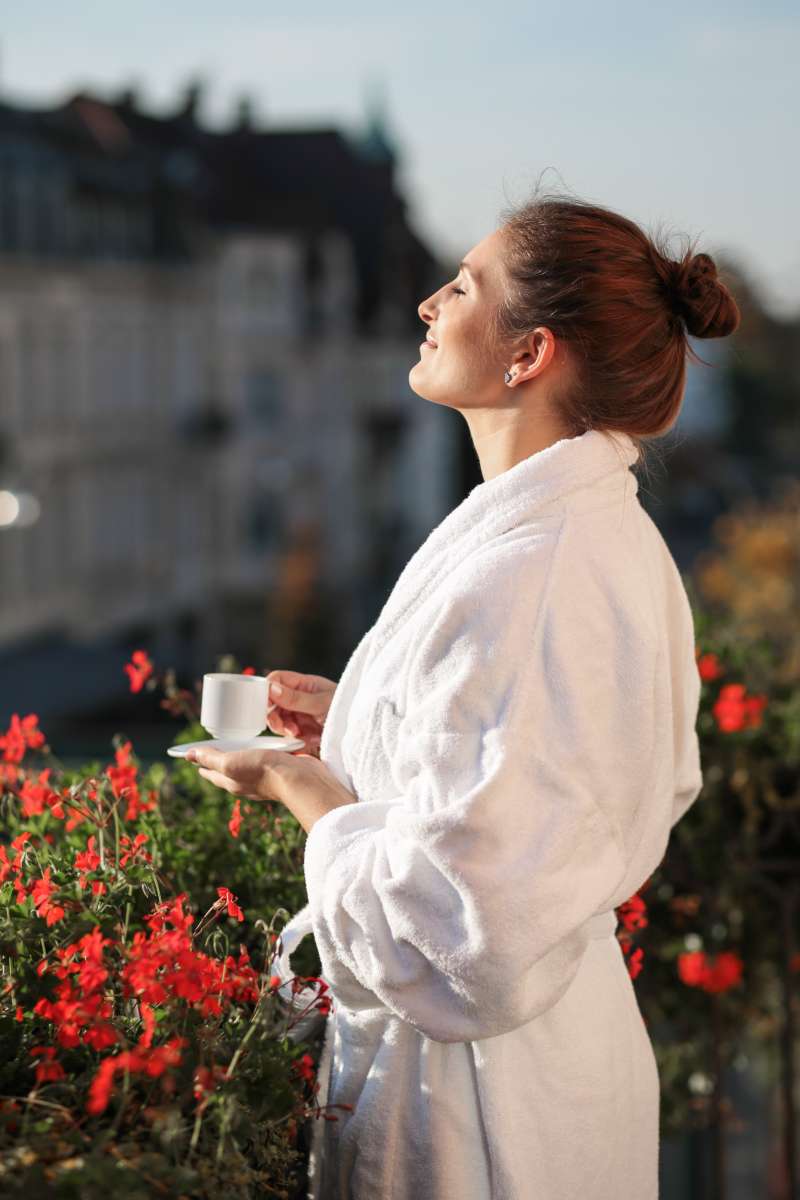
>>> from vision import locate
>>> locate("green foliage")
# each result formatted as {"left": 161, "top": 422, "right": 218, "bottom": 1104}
{"left": 0, "top": 691, "right": 328, "bottom": 1196}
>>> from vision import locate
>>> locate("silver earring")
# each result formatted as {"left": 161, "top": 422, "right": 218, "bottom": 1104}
{"left": 504, "top": 370, "right": 513, "bottom": 384}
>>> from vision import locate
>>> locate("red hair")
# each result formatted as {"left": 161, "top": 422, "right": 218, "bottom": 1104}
{"left": 494, "top": 183, "right": 741, "bottom": 472}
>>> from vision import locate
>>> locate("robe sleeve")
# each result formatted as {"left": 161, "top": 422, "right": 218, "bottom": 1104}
{"left": 303, "top": 529, "right": 660, "bottom": 1042}
{"left": 668, "top": 574, "right": 704, "bottom": 829}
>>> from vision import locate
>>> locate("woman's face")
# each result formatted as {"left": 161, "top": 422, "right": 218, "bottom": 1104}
{"left": 410, "top": 227, "right": 510, "bottom": 412}
{"left": 411, "top": 225, "right": 570, "bottom": 479}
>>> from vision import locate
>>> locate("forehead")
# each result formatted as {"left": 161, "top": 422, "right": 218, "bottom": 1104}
{"left": 461, "top": 228, "right": 504, "bottom": 282}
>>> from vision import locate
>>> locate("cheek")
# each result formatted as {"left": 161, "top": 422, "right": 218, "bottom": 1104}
{"left": 446, "top": 318, "right": 495, "bottom": 379}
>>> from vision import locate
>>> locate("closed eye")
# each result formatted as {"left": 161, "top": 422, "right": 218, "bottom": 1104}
{"left": 450, "top": 287, "right": 465, "bottom": 296}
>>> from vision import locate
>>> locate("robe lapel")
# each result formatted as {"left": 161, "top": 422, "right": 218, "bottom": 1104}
{"left": 362, "top": 428, "right": 639, "bottom": 669}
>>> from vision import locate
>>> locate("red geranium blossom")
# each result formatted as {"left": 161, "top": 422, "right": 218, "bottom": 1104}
{"left": 0, "top": 713, "right": 46, "bottom": 765}
{"left": 74, "top": 835, "right": 101, "bottom": 889}
{"left": 696, "top": 651, "right": 724, "bottom": 682}
{"left": 105, "top": 740, "right": 157, "bottom": 822}
{"left": 217, "top": 886, "right": 245, "bottom": 922}
{"left": 678, "top": 949, "right": 743, "bottom": 993}
{"left": 124, "top": 649, "right": 154, "bottom": 694}
{"left": 87, "top": 1036, "right": 186, "bottom": 1116}
{"left": 291, "top": 1053, "right": 316, "bottom": 1085}
{"left": 31, "top": 867, "right": 66, "bottom": 927}
{"left": 617, "top": 892, "right": 648, "bottom": 933}
{"left": 712, "top": 683, "right": 768, "bottom": 733}
{"left": 18, "top": 769, "right": 65, "bottom": 820}
{"left": 29, "top": 1046, "right": 66, "bottom": 1085}
{"left": 119, "top": 832, "right": 151, "bottom": 868}
{"left": 228, "top": 797, "right": 242, "bottom": 839}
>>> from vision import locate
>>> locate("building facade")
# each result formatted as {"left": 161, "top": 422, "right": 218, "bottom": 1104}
{"left": 0, "top": 85, "right": 458, "bottom": 730}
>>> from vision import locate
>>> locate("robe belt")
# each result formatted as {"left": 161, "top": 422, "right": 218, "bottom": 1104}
{"left": 275, "top": 904, "right": 620, "bottom": 1007}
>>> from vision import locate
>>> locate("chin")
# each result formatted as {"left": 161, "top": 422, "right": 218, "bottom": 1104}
{"left": 408, "top": 371, "right": 459, "bottom": 411}
{"left": 408, "top": 364, "right": 433, "bottom": 401}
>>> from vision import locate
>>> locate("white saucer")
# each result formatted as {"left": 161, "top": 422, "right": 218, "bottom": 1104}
{"left": 167, "top": 735, "right": 306, "bottom": 758}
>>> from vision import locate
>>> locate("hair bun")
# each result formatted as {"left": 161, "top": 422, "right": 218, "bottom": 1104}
{"left": 667, "top": 251, "right": 740, "bottom": 339}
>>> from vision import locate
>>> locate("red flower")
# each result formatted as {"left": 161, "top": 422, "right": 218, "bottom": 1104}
{"left": 677, "top": 949, "right": 743, "bottom": 993}
{"left": 228, "top": 797, "right": 242, "bottom": 839}
{"left": 19, "top": 769, "right": 65, "bottom": 819}
{"left": 138, "top": 1001, "right": 156, "bottom": 1049}
{"left": 192, "top": 1063, "right": 227, "bottom": 1109}
{"left": 696, "top": 651, "right": 724, "bottom": 682}
{"left": 712, "top": 683, "right": 768, "bottom": 733}
{"left": 74, "top": 835, "right": 101, "bottom": 889}
{"left": 242, "top": 666, "right": 256, "bottom": 675}
{"left": 0, "top": 847, "right": 12, "bottom": 886}
{"left": 29, "top": 1046, "right": 66, "bottom": 1085}
{"left": 0, "top": 713, "right": 46, "bottom": 764}
{"left": 124, "top": 649, "right": 154, "bottom": 694}
{"left": 291, "top": 1053, "right": 316, "bottom": 1084}
{"left": 617, "top": 892, "right": 648, "bottom": 933}
{"left": 105, "top": 741, "right": 156, "bottom": 822}
{"left": 626, "top": 947, "right": 644, "bottom": 980}
{"left": 31, "top": 867, "right": 66, "bottom": 926}
{"left": 119, "top": 832, "right": 151, "bottom": 868}
{"left": 702, "top": 951, "right": 744, "bottom": 994}
{"left": 677, "top": 950, "right": 708, "bottom": 986}
{"left": 217, "top": 886, "right": 244, "bottom": 922}
{"left": 87, "top": 1036, "right": 186, "bottom": 1116}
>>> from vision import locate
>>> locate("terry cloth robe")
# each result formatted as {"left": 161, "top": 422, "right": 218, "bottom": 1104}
{"left": 274, "top": 427, "right": 704, "bottom": 1200}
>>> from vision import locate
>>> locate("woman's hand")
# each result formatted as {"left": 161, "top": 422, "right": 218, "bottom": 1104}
{"left": 183, "top": 744, "right": 356, "bottom": 834}
{"left": 265, "top": 670, "right": 337, "bottom": 755}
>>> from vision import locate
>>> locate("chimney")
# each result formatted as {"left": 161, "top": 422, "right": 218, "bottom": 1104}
{"left": 177, "top": 77, "right": 205, "bottom": 122}
{"left": 115, "top": 83, "right": 141, "bottom": 114}
{"left": 234, "top": 94, "right": 256, "bottom": 132}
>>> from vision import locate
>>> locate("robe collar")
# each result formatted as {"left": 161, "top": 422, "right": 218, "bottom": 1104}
{"left": 365, "top": 428, "right": 641, "bottom": 667}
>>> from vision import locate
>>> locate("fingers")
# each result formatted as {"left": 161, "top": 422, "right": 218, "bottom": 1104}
{"left": 266, "top": 705, "right": 300, "bottom": 738}
{"left": 185, "top": 746, "right": 226, "bottom": 769}
{"left": 266, "top": 706, "right": 286, "bottom": 735}
{"left": 266, "top": 675, "right": 325, "bottom": 719}
{"left": 197, "top": 766, "right": 234, "bottom": 792}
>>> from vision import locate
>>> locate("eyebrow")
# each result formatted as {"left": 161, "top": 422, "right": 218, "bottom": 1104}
{"left": 458, "top": 260, "right": 478, "bottom": 280}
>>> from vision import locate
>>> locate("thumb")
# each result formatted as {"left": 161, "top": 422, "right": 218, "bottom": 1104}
{"left": 267, "top": 676, "right": 328, "bottom": 718}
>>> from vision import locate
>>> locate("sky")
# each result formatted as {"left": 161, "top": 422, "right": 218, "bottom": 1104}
{"left": 2, "top": 1, "right": 798, "bottom": 318}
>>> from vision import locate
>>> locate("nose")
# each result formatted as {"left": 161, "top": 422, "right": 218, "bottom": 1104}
{"left": 418, "top": 292, "right": 438, "bottom": 328}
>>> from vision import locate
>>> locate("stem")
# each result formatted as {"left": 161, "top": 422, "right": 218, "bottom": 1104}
{"left": 111, "top": 801, "right": 121, "bottom": 876}
{"left": 187, "top": 1104, "right": 204, "bottom": 1160}
{"left": 223, "top": 993, "right": 267, "bottom": 1085}
{"left": 112, "top": 1066, "right": 131, "bottom": 1134}
{"left": 215, "top": 1100, "right": 231, "bottom": 1166}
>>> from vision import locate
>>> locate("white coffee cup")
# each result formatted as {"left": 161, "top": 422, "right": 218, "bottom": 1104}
{"left": 200, "top": 673, "right": 270, "bottom": 741}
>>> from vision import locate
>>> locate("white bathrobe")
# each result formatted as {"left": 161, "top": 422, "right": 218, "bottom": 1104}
{"left": 274, "top": 428, "right": 703, "bottom": 1200}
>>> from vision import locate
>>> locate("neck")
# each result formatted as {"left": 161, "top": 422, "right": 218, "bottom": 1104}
{"left": 462, "top": 406, "right": 571, "bottom": 483}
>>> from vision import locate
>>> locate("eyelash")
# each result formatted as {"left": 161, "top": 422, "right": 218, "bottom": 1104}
{"left": 450, "top": 287, "right": 465, "bottom": 296}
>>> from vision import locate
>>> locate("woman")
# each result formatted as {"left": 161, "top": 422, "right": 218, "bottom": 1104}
{"left": 184, "top": 189, "right": 740, "bottom": 1198}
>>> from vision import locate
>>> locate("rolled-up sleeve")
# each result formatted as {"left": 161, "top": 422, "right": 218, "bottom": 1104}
{"left": 303, "top": 532, "right": 657, "bottom": 1042}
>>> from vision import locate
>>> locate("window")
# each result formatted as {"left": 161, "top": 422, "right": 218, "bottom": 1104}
{"left": 245, "top": 369, "right": 284, "bottom": 428}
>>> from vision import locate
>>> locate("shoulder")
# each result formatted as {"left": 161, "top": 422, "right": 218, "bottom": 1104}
{"left": 414, "top": 509, "right": 658, "bottom": 677}
{"left": 409, "top": 522, "right": 564, "bottom": 683}
{"left": 444, "top": 521, "right": 564, "bottom": 616}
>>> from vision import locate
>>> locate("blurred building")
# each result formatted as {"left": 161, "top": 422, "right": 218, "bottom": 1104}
{"left": 0, "top": 83, "right": 459, "bottom": 730}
